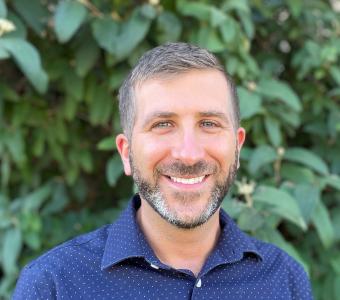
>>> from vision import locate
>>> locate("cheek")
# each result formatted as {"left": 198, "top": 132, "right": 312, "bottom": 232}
{"left": 132, "top": 136, "right": 170, "bottom": 169}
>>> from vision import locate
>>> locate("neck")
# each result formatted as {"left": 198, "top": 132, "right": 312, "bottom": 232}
{"left": 136, "top": 199, "right": 221, "bottom": 277}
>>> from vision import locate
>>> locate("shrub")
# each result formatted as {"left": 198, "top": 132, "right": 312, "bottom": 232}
{"left": 0, "top": 0, "right": 339, "bottom": 299}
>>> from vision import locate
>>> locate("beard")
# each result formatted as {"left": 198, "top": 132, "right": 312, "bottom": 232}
{"left": 130, "top": 151, "right": 238, "bottom": 230}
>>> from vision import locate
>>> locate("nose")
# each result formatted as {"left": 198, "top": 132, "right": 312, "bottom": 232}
{"left": 171, "top": 129, "right": 205, "bottom": 165}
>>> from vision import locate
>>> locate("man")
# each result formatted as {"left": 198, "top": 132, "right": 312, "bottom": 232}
{"left": 13, "top": 43, "right": 313, "bottom": 299}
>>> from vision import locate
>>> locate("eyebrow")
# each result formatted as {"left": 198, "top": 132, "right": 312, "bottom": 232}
{"left": 142, "top": 110, "right": 231, "bottom": 128}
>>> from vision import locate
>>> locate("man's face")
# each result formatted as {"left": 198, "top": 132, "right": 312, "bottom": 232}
{"left": 117, "top": 69, "right": 245, "bottom": 229}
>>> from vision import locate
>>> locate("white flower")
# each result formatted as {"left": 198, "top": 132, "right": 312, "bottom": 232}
{"left": 0, "top": 18, "right": 16, "bottom": 37}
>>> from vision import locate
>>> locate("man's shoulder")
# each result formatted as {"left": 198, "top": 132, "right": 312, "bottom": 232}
{"left": 249, "top": 235, "right": 308, "bottom": 277}
{"left": 23, "top": 223, "right": 111, "bottom": 273}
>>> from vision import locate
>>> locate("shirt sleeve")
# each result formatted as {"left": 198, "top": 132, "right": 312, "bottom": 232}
{"left": 12, "top": 263, "right": 56, "bottom": 300}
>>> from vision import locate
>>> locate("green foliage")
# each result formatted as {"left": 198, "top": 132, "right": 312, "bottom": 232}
{"left": 0, "top": 0, "right": 340, "bottom": 299}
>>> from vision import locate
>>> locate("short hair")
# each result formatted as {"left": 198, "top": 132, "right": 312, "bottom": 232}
{"left": 118, "top": 42, "right": 240, "bottom": 140}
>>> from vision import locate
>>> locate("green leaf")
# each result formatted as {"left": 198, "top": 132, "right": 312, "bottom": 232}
{"left": 264, "top": 116, "right": 281, "bottom": 147}
{"left": 12, "top": 0, "right": 48, "bottom": 35}
{"left": 88, "top": 86, "right": 112, "bottom": 125}
{"left": 23, "top": 184, "right": 52, "bottom": 212}
{"left": 92, "top": 7, "right": 152, "bottom": 61}
{"left": 6, "top": 12, "right": 27, "bottom": 39}
{"left": 0, "top": 0, "right": 7, "bottom": 18}
{"left": 287, "top": 0, "right": 303, "bottom": 17}
{"left": 312, "top": 199, "right": 334, "bottom": 248}
{"left": 5, "top": 129, "right": 26, "bottom": 164}
{"left": 281, "top": 163, "right": 315, "bottom": 184}
{"left": 0, "top": 38, "right": 48, "bottom": 93}
{"left": 210, "top": 7, "right": 227, "bottom": 27}
{"left": 106, "top": 155, "right": 124, "bottom": 186}
{"left": 248, "top": 145, "right": 277, "bottom": 174}
{"left": 284, "top": 148, "right": 329, "bottom": 175}
{"left": 321, "top": 174, "right": 340, "bottom": 191}
{"left": 97, "top": 136, "right": 116, "bottom": 151}
{"left": 0, "top": 46, "right": 9, "bottom": 59}
{"left": 293, "top": 184, "right": 319, "bottom": 223}
{"left": 257, "top": 79, "right": 301, "bottom": 111}
{"left": 253, "top": 186, "right": 307, "bottom": 230}
{"left": 156, "top": 11, "right": 182, "bottom": 44}
{"left": 177, "top": 0, "right": 211, "bottom": 21}
{"left": 237, "top": 87, "right": 262, "bottom": 119}
{"left": 219, "top": 16, "right": 237, "bottom": 43}
{"left": 75, "top": 35, "right": 100, "bottom": 77}
{"left": 237, "top": 11, "right": 254, "bottom": 39}
{"left": 238, "top": 207, "right": 264, "bottom": 231}
{"left": 54, "top": 0, "right": 87, "bottom": 43}
{"left": 2, "top": 227, "right": 22, "bottom": 274}
{"left": 330, "top": 66, "right": 340, "bottom": 85}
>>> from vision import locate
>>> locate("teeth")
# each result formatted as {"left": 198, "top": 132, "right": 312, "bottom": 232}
{"left": 170, "top": 176, "right": 205, "bottom": 184}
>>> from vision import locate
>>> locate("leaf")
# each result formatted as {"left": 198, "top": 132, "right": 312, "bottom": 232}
{"left": 5, "top": 129, "right": 26, "bottom": 164}
{"left": 219, "top": 16, "right": 237, "bottom": 43}
{"left": 23, "top": 184, "right": 52, "bottom": 212}
{"left": 312, "top": 199, "right": 335, "bottom": 248}
{"left": 156, "top": 11, "right": 182, "bottom": 44}
{"left": 237, "top": 207, "right": 264, "bottom": 231}
{"left": 42, "top": 182, "right": 69, "bottom": 215}
{"left": 6, "top": 11, "right": 27, "bottom": 39}
{"left": 88, "top": 86, "right": 113, "bottom": 125}
{"left": 195, "top": 26, "right": 225, "bottom": 52}
{"left": 237, "top": 10, "right": 254, "bottom": 39}
{"left": 210, "top": 7, "right": 227, "bottom": 27}
{"left": 0, "top": 37, "right": 48, "bottom": 93}
{"left": 0, "top": 0, "right": 7, "bottom": 18}
{"left": 92, "top": 7, "right": 152, "bottom": 61}
{"left": 97, "top": 136, "right": 116, "bottom": 151}
{"left": 330, "top": 66, "right": 340, "bottom": 85}
{"left": 2, "top": 227, "right": 22, "bottom": 274}
{"left": 12, "top": 0, "right": 48, "bottom": 35}
{"left": 264, "top": 116, "right": 282, "bottom": 147}
{"left": 253, "top": 186, "right": 307, "bottom": 230}
{"left": 177, "top": 0, "right": 211, "bottom": 21}
{"left": 0, "top": 46, "right": 9, "bottom": 59}
{"left": 281, "top": 163, "right": 315, "bottom": 184}
{"left": 248, "top": 145, "right": 277, "bottom": 174}
{"left": 106, "top": 155, "right": 124, "bottom": 187}
{"left": 54, "top": 0, "right": 87, "bottom": 43}
{"left": 321, "top": 174, "right": 340, "bottom": 191}
{"left": 287, "top": 0, "right": 303, "bottom": 17}
{"left": 75, "top": 35, "right": 99, "bottom": 77}
{"left": 293, "top": 184, "right": 319, "bottom": 223}
{"left": 237, "top": 87, "right": 262, "bottom": 119}
{"left": 257, "top": 79, "right": 301, "bottom": 111}
{"left": 283, "top": 148, "right": 329, "bottom": 175}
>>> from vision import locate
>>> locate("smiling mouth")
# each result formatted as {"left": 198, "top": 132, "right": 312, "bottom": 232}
{"left": 167, "top": 175, "right": 207, "bottom": 185}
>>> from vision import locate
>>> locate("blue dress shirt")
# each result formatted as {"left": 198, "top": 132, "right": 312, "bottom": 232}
{"left": 13, "top": 195, "right": 313, "bottom": 299}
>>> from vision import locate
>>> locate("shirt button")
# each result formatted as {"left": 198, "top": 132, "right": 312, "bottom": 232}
{"left": 150, "top": 263, "right": 159, "bottom": 269}
{"left": 196, "top": 278, "right": 202, "bottom": 288}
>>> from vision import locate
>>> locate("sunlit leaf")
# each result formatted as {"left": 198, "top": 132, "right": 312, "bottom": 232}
{"left": 106, "top": 155, "right": 124, "bottom": 187}
{"left": 54, "top": 0, "right": 87, "bottom": 43}
{"left": 237, "top": 87, "right": 262, "bottom": 119}
{"left": 248, "top": 145, "right": 277, "bottom": 174}
{"left": 0, "top": 37, "right": 48, "bottom": 93}
{"left": 253, "top": 186, "right": 307, "bottom": 230}
{"left": 284, "top": 148, "right": 329, "bottom": 175}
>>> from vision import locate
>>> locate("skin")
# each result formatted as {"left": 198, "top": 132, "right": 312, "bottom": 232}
{"left": 116, "top": 69, "right": 246, "bottom": 276}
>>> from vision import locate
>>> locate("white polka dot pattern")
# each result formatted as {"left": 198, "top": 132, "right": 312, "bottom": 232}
{"left": 13, "top": 195, "right": 314, "bottom": 299}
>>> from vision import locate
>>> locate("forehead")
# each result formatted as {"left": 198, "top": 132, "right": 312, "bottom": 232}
{"left": 134, "top": 69, "right": 233, "bottom": 120}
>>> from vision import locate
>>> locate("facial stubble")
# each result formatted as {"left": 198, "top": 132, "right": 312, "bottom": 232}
{"left": 130, "top": 150, "right": 239, "bottom": 229}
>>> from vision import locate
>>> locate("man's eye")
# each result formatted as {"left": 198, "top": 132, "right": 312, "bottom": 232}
{"left": 153, "top": 121, "right": 172, "bottom": 129}
{"left": 201, "top": 120, "right": 218, "bottom": 128}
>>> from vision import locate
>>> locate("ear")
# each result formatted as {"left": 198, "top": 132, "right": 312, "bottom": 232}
{"left": 236, "top": 127, "right": 246, "bottom": 169}
{"left": 116, "top": 134, "right": 132, "bottom": 176}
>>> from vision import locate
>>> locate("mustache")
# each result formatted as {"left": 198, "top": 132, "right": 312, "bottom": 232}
{"left": 155, "top": 160, "right": 217, "bottom": 177}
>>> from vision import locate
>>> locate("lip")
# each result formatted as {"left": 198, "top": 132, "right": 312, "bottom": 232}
{"left": 162, "top": 174, "right": 210, "bottom": 190}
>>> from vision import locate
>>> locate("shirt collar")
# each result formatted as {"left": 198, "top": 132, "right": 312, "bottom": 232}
{"left": 101, "top": 195, "right": 263, "bottom": 270}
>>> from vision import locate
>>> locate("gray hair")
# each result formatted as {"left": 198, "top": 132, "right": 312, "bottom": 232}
{"left": 118, "top": 42, "right": 240, "bottom": 140}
